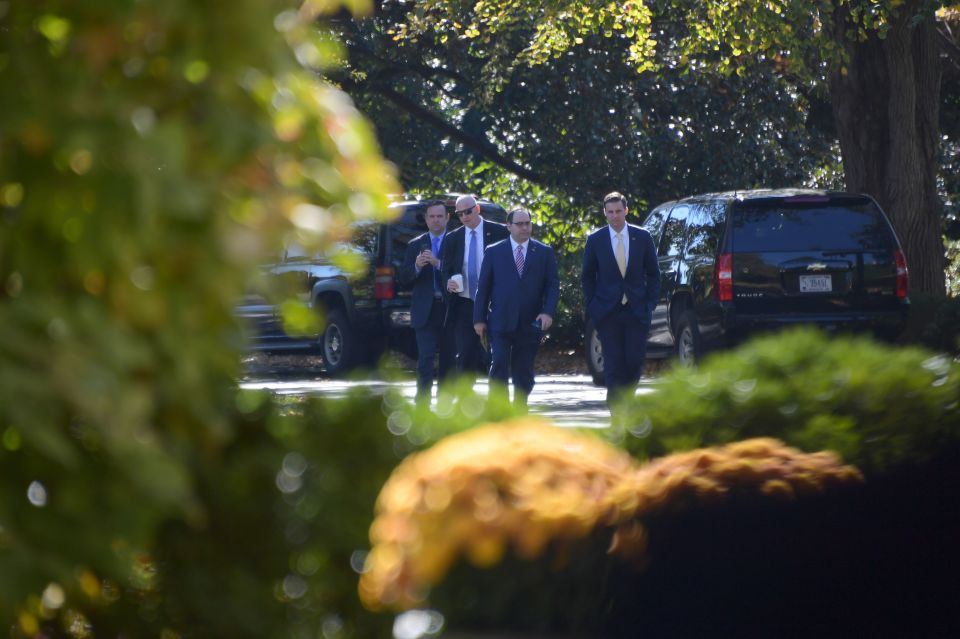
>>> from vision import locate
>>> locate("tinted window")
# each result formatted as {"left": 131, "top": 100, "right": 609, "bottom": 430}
{"left": 642, "top": 206, "right": 670, "bottom": 249}
{"left": 480, "top": 204, "right": 508, "bottom": 224}
{"left": 659, "top": 205, "right": 689, "bottom": 257}
{"left": 685, "top": 201, "right": 725, "bottom": 257}
{"left": 318, "top": 223, "right": 379, "bottom": 273}
{"left": 732, "top": 202, "right": 895, "bottom": 252}
{"left": 353, "top": 223, "right": 379, "bottom": 255}
{"left": 391, "top": 221, "right": 423, "bottom": 270}
{"left": 283, "top": 242, "right": 312, "bottom": 261}
{"left": 280, "top": 225, "right": 378, "bottom": 280}
{"left": 281, "top": 221, "right": 379, "bottom": 263}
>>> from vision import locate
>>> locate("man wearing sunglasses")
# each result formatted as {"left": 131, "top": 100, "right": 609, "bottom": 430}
{"left": 441, "top": 194, "right": 509, "bottom": 379}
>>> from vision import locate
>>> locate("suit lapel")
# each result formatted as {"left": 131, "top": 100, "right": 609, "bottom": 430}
{"left": 626, "top": 226, "right": 640, "bottom": 275}
{"left": 521, "top": 242, "right": 539, "bottom": 280}
{"left": 451, "top": 227, "right": 465, "bottom": 264}
{"left": 597, "top": 229, "right": 613, "bottom": 263}
{"left": 483, "top": 225, "right": 497, "bottom": 248}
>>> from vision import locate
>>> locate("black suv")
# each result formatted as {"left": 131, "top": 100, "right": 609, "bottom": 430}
{"left": 238, "top": 196, "right": 507, "bottom": 375}
{"left": 586, "top": 188, "right": 910, "bottom": 382}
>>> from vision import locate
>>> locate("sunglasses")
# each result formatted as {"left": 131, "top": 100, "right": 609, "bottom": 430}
{"left": 455, "top": 208, "right": 475, "bottom": 217}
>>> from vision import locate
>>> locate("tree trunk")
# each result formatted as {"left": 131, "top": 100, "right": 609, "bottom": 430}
{"left": 829, "top": 1, "right": 945, "bottom": 296}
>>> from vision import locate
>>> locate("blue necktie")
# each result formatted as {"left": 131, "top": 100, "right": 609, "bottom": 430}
{"left": 468, "top": 229, "right": 479, "bottom": 300}
{"left": 431, "top": 235, "right": 441, "bottom": 294}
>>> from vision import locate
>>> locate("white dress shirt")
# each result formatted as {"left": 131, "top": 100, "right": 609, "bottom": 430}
{"left": 459, "top": 219, "right": 485, "bottom": 299}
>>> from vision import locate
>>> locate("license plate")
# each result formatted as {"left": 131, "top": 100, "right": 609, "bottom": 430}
{"left": 799, "top": 274, "right": 832, "bottom": 293}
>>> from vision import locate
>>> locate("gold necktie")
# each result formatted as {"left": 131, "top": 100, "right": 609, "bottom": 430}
{"left": 615, "top": 233, "right": 626, "bottom": 276}
{"left": 616, "top": 233, "right": 627, "bottom": 304}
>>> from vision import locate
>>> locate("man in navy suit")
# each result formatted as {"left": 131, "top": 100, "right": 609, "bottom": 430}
{"left": 582, "top": 192, "right": 660, "bottom": 409}
{"left": 442, "top": 194, "right": 509, "bottom": 379}
{"left": 473, "top": 207, "right": 559, "bottom": 408}
{"left": 400, "top": 200, "right": 453, "bottom": 405}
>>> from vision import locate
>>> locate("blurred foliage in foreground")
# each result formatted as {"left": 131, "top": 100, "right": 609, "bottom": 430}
{"left": 0, "top": 0, "right": 401, "bottom": 634}
{"left": 616, "top": 328, "right": 960, "bottom": 474}
{"left": 364, "top": 423, "right": 960, "bottom": 636}
{"left": 358, "top": 332, "right": 960, "bottom": 636}
{"left": 1, "top": 0, "right": 958, "bottom": 635}
{"left": 359, "top": 423, "right": 860, "bottom": 612}
{"left": 360, "top": 424, "right": 880, "bottom": 635}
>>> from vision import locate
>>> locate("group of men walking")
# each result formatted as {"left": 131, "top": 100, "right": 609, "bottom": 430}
{"left": 400, "top": 192, "right": 660, "bottom": 413}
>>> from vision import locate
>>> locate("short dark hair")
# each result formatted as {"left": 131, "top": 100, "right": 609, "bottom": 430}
{"left": 507, "top": 207, "right": 532, "bottom": 224}
{"left": 603, "top": 192, "right": 628, "bottom": 208}
{"left": 425, "top": 199, "right": 448, "bottom": 213}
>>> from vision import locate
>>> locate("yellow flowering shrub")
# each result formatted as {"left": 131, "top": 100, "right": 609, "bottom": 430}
{"left": 605, "top": 437, "right": 863, "bottom": 562}
{"left": 359, "top": 419, "right": 634, "bottom": 610}
{"left": 359, "top": 421, "right": 864, "bottom": 612}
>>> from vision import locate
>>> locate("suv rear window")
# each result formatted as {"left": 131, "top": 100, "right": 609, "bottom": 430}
{"left": 732, "top": 200, "right": 895, "bottom": 252}
{"left": 390, "top": 219, "right": 424, "bottom": 270}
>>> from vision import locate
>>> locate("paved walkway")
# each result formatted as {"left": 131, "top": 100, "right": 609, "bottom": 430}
{"left": 240, "top": 374, "right": 657, "bottom": 429}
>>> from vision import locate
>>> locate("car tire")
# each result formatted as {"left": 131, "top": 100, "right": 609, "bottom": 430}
{"left": 585, "top": 319, "right": 605, "bottom": 386}
{"left": 321, "top": 308, "right": 358, "bottom": 376}
{"left": 675, "top": 310, "right": 703, "bottom": 367}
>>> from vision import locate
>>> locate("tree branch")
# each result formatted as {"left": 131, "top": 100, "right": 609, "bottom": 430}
{"left": 333, "top": 73, "right": 545, "bottom": 183}
{"left": 938, "top": 14, "right": 960, "bottom": 74}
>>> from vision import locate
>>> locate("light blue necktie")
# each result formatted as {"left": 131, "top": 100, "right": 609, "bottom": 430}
{"left": 431, "top": 235, "right": 441, "bottom": 294}
{"left": 468, "top": 229, "right": 479, "bottom": 300}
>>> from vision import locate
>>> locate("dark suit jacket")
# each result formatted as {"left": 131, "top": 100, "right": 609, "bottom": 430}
{"left": 400, "top": 231, "right": 445, "bottom": 330}
{"left": 440, "top": 220, "right": 509, "bottom": 301}
{"left": 582, "top": 223, "right": 660, "bottom": 324}
{"left": 473, "top": 238, "right": 560, "bottom": 332}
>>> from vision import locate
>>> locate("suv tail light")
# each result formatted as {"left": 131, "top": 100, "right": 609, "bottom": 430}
{"left": 894, "top": 249, "right": 908, "bottom": 298}
{"left": 374, "top": 266, "right": 395, "bottom": 299}
{"left": 715, "top": 253, "right": 733, "bottom": 301}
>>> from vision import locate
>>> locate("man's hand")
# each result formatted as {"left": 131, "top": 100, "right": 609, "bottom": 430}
{"left": 474, "top": 322, "right": 487, "bottom": 338}
{"left": 416, "top": 250, "right": 439, "bottom": 269}
{"left": 536, "top": 314, "right": 553, "bottom": 331}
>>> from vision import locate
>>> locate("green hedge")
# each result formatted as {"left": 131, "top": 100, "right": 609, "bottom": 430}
{"left": 617, "top": 328, "right": 960, "bottom": 475}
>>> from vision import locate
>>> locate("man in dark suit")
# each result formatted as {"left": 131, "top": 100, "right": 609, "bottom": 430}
{"left": 582, "top": 191, "right": 660, "bottom": 410}
{"left": 441, "top": 194, "right": 509, "bottom": 379}
{"left": 400, "top": 200, "right": 453, "bottom": 405}
{"left": 473, "top": 207, "right": 559, "bottom": 408}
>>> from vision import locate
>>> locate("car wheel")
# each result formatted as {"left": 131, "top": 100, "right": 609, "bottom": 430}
{"left": 321, "top": 308, "right": 357, "bottom": 375}
{"left": 675, "top": 311, "right": 703, "bottom": 367}
{"left": 585, "top": 319, "right": 605, "bottom": 386}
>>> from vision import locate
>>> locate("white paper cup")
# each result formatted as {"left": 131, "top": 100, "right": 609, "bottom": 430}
{"left": 450, "top": 274, "right": 464, "bottom": 292}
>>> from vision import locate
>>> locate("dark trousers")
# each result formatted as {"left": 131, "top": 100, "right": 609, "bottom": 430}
{"left": 449, "top": 296, "right": 487, "bottom": 377}
{"left": 414, "top": 298, "right": 453, "bottom": 403}
{"left": 489, "top": 329, "right": 540, "bottom": 406}
{"left": 596, "top": 304, "right": 649, "bottom": 406}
